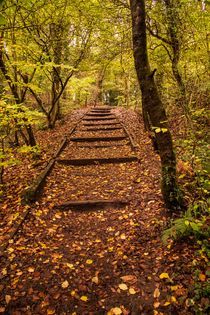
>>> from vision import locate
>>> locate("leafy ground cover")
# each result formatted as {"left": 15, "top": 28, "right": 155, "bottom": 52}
{"left": 0, "top": 108, "right": 209, "bottom": 314}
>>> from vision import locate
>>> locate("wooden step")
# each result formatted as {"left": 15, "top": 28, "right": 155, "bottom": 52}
{"left": 90, "top": 109, "right": 111, "bottom": 112}
{"left": 57, "top": 156, "right": 138, "bottom": 166}
{"left": 55, "top": 199, "right": 128, "bottom": 209}
{"left": 93, "top": 107, "right": 113, "bottom": 110}
{"left": 77, "top": 143, "right": 128, "bottom": 148}
{"left": 83, "top": 122, "right": 121, "bottom": 126}
{"left": 86, "top": 113, "right": 113, "bottom": 117}
{"left": 70, "top": 136, "right": 127, "bottom": 142}
{"left": 83, "top": 117, "right": 116, "bottom": 121}
{"left": 80, "top": 126, "right": 122, "bottom": 131}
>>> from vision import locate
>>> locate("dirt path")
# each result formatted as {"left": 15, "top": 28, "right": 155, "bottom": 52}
{"left": 0, "top": 107, "right": 199, "bottom": 314}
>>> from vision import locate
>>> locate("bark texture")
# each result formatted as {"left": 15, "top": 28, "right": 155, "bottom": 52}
{"left": 130, "top": 0, "right": 182, "bottom": 210}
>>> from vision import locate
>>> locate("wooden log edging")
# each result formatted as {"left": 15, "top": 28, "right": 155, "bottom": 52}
{"left": 21, "top": 111, "right": 89, "bottom": 204}
{"left": 116, "top": 118, "right": 138, "bottom": 151}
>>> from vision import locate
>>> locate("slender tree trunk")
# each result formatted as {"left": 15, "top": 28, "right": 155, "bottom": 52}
{"left": 48, "top": 23, "right": 63, "bottom": 128}
{"left": 0, "top": 33, "right": 36, "bottom": 146}
{"left": 163, "top": 0, "right": 188, "bottom": 115}
{"left": 130, "top": 0, "right": 182, "bottom": 210}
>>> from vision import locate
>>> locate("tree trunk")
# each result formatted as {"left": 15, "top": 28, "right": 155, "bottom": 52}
{"left": 163, "top": 0, "right": 189, "bottom": 115}
{"left": 0, "top": 33, "right": 37, "bottom": 146}
{"left": 130, "top": 0, "right": 182, "bottom": 210}
{"left": 49, "top": 23, "right": 63, "bottom": 128}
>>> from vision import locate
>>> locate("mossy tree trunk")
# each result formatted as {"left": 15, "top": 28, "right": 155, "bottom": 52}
{"left": 130, "top": 0, "right": 182, "bottom": 210}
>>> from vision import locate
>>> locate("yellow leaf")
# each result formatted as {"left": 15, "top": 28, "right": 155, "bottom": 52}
{"left": 86, "top": 259, "right": 93, "bottom": 265}
{"left": 159, "top": 273, "right": 170, "bottom": 279}
{"left": 163, "top": 301, "right": 171, "bottom": 306}
{"left": 118, "top": 283, "right": 128, "bottom": 291}
{"left": 170, "top": 285, "right": 178, "bottom": 291}
{"left": 120, "top": 234, "right": 126, "bottom": 240}
{"left": 61, "top": 280, "right": 69, "bottom": 288}
{"left": 5, "top": 295, "right": 11, "bottom": 304}
{"left": 107, "top": 307, "right": 122, "bottom": 315}
{"left": 153, "top": 288, "right": 160, "bottom": 298}
{"left": 66, "top": 263, "right": 74, "bottom": 269}
{"left": 28, "top": 267, "right": 35, "bottom": 273}
{"left": 92, "top": 276, "right": 99, "bottom": 284}
{"left": 171, "top": 296, "right": 177, "bottom": 303}
{"left": 80, "top": 295, "right": 88, "bottom": 302}
{"left": 71, "top": 290, "right": 76, "bottom": 296}
{"left": 129, "top": 288, "right": 136, "bottom": 295}
{"left": 2, "top": 268, "right": 7, "bottom": 275}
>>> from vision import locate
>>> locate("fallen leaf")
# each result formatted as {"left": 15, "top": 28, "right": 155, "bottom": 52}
{"left": 163, "top": 301, "right": 171, "bottom": 306}
{"left": 120, "top": 275, "right": 137, "bottom": 284}
{"left": 86, "top": 259, "right": 93, "bottom": 265}
{"left": 119, "top": 283, "right": 128, "bottom": 291}
{"left": 5, "top": 295, "right": 11, "bottom": 304}
{"left": 199, "top": 274, "right": 206, "bottom": 282}
{"left": 171, "top": 296, "right": 177, "bottom": 303}
{"left": 47, "top": 308, "right": 55, "bottom": 315}
{"left": 92, "top": 275, "right": 99, "bottom": 284}
{"left": 120, "top": 234, "right": 126, "bottom": 240}
{"left": 80, "top": 295, "right": 88, "bottom": 302}
{"left": 154, "top": 301, "right": 160, "bottom": 308}
{"left": 66, "top": 263, "right": 74, "bottom": 269}
{"left": 0, "top": 307, "right": 5, "bottom": 313}
{"left": 153, "top": 288, "right": 160, "bottom": 298}
{"left": 170, "top": 285, "right": 178, "bottom": 291}
{"left": 28, "top": 267, "right": 35, "bottom": 273}
{"left": 159, "top": 273, "right": 170, "bottom": 279}
{"left": 129, "top": 288, "right": 136, "bottom": 295}
{"left": 107, "top": 307, "right": 122, "bottom": 315}
{"left": 61, "top": 280, "right": 69, "bottom": 288}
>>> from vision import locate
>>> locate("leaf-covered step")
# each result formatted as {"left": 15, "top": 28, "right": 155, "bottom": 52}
{"left": 57, "top": 156, "right": 138, "bottom": 166}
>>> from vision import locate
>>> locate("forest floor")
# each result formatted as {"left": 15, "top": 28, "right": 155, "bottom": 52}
{"left": 0, "top": 107, "right": 209, "bottom": 315}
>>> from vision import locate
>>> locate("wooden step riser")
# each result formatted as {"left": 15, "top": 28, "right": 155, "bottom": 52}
{"left": 80, "top": 127, "right": 122, "bottom": 131}
{"left": 57, "top": 156, "right": 138, "bottom": 166}
{"left": 55, "top": 199, "right": 128, "bottom": 209}
{"left": 83, "top": 117, "right": 116, "bottom": 121}
{"left": 83, "top": 122, "right": 121, "bottom": 126}
{"left": 77, "top": 143, "right": 129, "bottom": 148}
{"left": 86, "top": 113, "right": 113, "bottom": 117}
{"left": 70, "top": 136, "right": 127, "bottom": 142}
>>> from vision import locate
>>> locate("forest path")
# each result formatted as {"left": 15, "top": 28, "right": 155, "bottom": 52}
{"left": 0, "top": 108, "right": 193, "bottom": 314}
{"left": 44, "top": 106, "right": 138, "bottom": 209}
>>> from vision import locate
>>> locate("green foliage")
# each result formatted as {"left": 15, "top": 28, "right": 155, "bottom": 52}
{"left": 162, "top": 204, "right": 209, "bottom": 244}
{"left": 0, "top": 97, "right": 43, "bottom": 186}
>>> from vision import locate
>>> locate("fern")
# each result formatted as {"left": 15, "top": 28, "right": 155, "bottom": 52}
{"left": 162, "top": 207, "right": 208, "bottom": 243}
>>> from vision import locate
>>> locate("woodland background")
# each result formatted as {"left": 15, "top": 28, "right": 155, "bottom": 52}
{"left": 0, "top": 0, "right": 209, "bottom": 312}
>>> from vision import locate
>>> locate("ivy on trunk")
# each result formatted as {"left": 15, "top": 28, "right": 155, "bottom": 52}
{"left": 130, "top": 0, "right": 183, "bottom": 210}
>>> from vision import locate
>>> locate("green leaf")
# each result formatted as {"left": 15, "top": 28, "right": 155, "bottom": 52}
{"left": 0, "top": 13, "right": 5, "bottom": 25}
